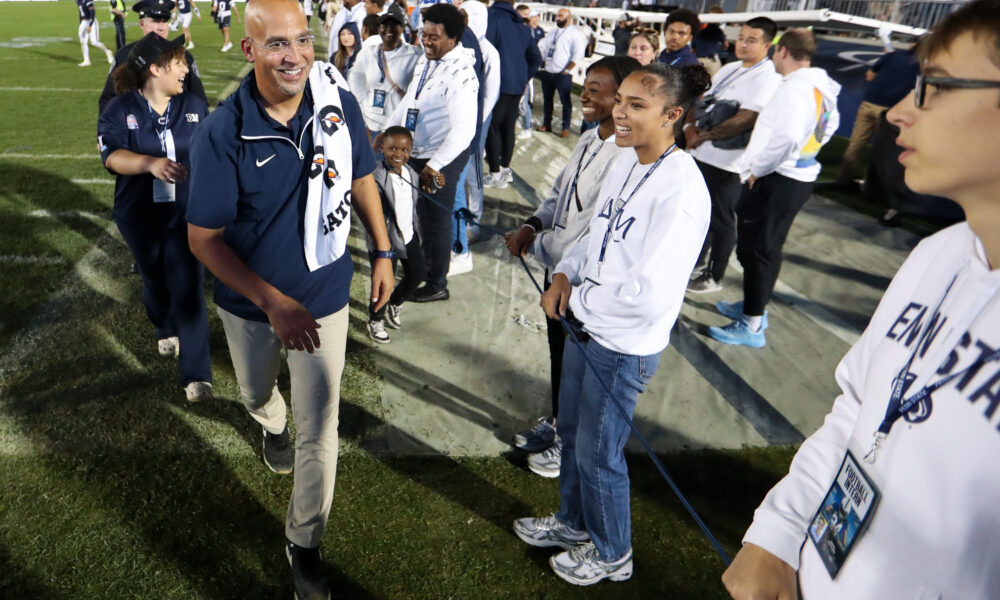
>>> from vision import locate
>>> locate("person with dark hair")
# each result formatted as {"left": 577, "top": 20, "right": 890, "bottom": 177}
{"left": 110, "top": 0, "right": 127, "bottom": 51}
{"left": 612, "top": 12, "right": 636, "bottom": 56}
{"left": 504, "top": 55, "right": 641, "bottom": 476}
{"left": 685, "top": 16, "right": 781, "bottom": 294}
{"left": 361, "top": 14, "right": 381, "bottom": 45}
{"left": 97, "top": 32, "right": 212, "bottom": 401}
{"left": 723, "top": 2, "right": 1000, "bottom": 597}
{"left": 536, "top": 8, "right": 587, "bottom": 139}
{"left": 379, "top": 2, "right": 478, "bottom": 302}
{"left": 327, "top": 0, "right": 366, "bottom": 56}
{"left": 214, "top": 0, "right": 241, "bottom": 52}
{"left": 514, "top": 62, "right": 712, "bottom": 586}
{"left": 708, "top": 28, "right": 840, "bottom": 347}
{"left": 693, "top": 5, "right": 729, "bottom": 76}
{"left": 333, "top": 21, "right": 361, "bottom": 75}
{"left": 486, "top": 0, "right": 542, "bottom": 187}
{"left": 657, "top": 8, "right": 700, "bottom": 67}
{"left": 75, "top": 0, "right": 115, "bottom": 67}
{"left": 186, "top": 0, "right": 393, "bottom": 596}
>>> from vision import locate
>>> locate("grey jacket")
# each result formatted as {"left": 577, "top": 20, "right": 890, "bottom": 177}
{"left": 368, "top": 160, "right": 420, "bottom": 258}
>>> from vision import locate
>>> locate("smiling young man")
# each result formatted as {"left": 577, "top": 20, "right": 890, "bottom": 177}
{"left": 722, "top": 2, "right": 1000, "bottom": 598}
{"left": 185, "top": 0, "right": 393, "bottom": 597}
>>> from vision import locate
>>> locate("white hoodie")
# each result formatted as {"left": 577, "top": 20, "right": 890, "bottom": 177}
{"left": 744, "top": 222, "right": 1000, "bottom": 599}
{"left": 386, "top": 45, "right": 479, "bottom": 170}
{"left": 462, "top": 0, "right": 501, "bottom": 119}
{"left": 738, "top": 66, "right": 841, "bottom": 183}
{"left": 555, "top": 149, "right": 710, "bottom": 356}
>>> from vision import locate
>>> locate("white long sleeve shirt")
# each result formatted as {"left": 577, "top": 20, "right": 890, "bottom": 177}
{"left": 738, "top": 67, "right": 841, "bottom": 183}
{"left": 744, "top": 222, "right": 1000, "bottom": 599}
{"left": 538, "top": 25, "right": 586, "bottom": 74}
{"left": 386, "top": 46, "right": 478, "bottom": 170}
{"left": 480, "top": 37, "right": 501, "bottom": 119}
{"left": 530, "top": 127, "right": 623, "bottom": 274}
{"left": 348, "top": 42, "right": 422, "bottom": 132}
{"left": 555, "top": 148, "right": 710, "bottom": 356}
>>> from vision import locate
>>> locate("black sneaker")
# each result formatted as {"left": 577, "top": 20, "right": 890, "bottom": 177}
{"left": 263, "top": 425, "right": 294, "bottom": 474}
{"left": 286, "top": 543, "right": 331, "bottom": 600}
{"left": 408, "top": 285, "right": 450, "bottom": 303}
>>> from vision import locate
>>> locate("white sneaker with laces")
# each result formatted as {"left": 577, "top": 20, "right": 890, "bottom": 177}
{"left": 385, "top": 303, "right": 402, "bottom": 329}
{"left": 448, "top": 251, "right": 473, "bottom": 276}
{"left": 220, "top": 42, "right": 232, "bottom": 52}
{"left": 501, "top": 166, "right": 513, "bottom": 183}
{"left": 550, "top": 542, "right": 633, "bottom": 586}
{"left": 483, "top": 172, "right": 508, "bottom": 189}
{"left": 368, "top": 320, "right": 390, "bottom": 344}
{"left": 78, "top": 60, "right": 91, "bottom": 67}
{"left": 185, "top": 381, "right": 213, "bottom": 402}
{"left": 157, "top": 336, "right": 179, "bottom": 357}
{"left": 186, "top": 42, "right": 195, "bottom": 50}
{"left": 527, "top": 437, "right": 562, "bottom": 478}
{"left": 513, "top": 514, "right": 590, "bottom": 550}
{"left": 517, "top": 129, "right": 532, "bottom": 140}
{"left": 105, "top": 50, "right": 114, "bottom": 64}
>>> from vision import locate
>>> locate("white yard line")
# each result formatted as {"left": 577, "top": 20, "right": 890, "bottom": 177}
{"left": 0, "top": 254, "right": 65, "bottom": 266}
{"left": 1, "top": 153, "right": 98, "bottom": 160}
{"left": 70, "top": 178, "right": 115, "bottom": 185}
{"left": 0, "top": 87, "right": 103, "bottom": 92}
{"left": 29, "top": 209, "right": 107, "bottom": 222}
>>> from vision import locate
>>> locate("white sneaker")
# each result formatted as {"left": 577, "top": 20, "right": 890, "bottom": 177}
{"left": 550, "top": 542, "right": 633, "bottom": 586}
{"left": 513, "top": 514, "right": 590, "bottom": 550}
{"left": 517, "top": 129, "right": 532, "bottom": 140}
{"left": 184, "top": 381, "right": 213, "bottom": 402}
{"left": 527, "top": 437, "right": 562, "bottom": 478}
{"left": 186, "top": 42, "right": 195, "bottom": 50}
{"left": 448, "top": 251, "right": 473, "bottom": 276}
{"left": 483, "top": 172, "right": 508, "bottom": 189}
{"left": 686, "top": 271, "right": 723, "bottom": 294}
{"left": 220, "top": 42, "right": 232, "bottom": 52}
{"left": 157, "top": 336, "right": 179, "bottom": 357}
{"left": 368, "top": 319, "right": 390, "bottom": 344}
{"left": 105, "top": 50, "right": 114, "bottom": 64}
{"left": 78, "top": 60, "right": 91, "bottom": 67}
{"left": 385, "top": 303, "right": 402, "bottom": 329}
{"left": 501, "top": 167, "right": 513, "bottom": 183}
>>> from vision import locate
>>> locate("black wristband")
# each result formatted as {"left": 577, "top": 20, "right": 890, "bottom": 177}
{"left": 373, "top": 250, "right": 395, "bottom": 259}
{"left": 524, "top": 216, "right": 544, "bottom": 232}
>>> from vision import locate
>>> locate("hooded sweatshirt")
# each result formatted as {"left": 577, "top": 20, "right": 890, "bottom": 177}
{"left": 738, "top": 66, "right": 841, "bottom": 183}
{"left": 485, "top": 1, "right": 542, "bottom": 95}
{"left": 463, "top": 0, "right": 500, "bottom": 117}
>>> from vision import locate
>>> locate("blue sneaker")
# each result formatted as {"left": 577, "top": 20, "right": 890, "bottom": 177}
{"left": 513, "top": 416, "right": 556, "bottom": 452}
{"left": 708, "top": 318, "right": 767, "bottom": 348}
{"left": 716, "top": 300, "right": 769, "bottom": 330}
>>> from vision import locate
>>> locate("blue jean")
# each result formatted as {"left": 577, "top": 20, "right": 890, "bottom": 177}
{"left": 555, "top": 337, "right": 660, "bottom": 562}
{"left": 519, "top": 84, "right": 533, "bottom": 131}
{"left": 540, "top": 71, "right": 572, "bottom": 131}
{"left": 453, "top": 112, "right": 491, "bottom": 253}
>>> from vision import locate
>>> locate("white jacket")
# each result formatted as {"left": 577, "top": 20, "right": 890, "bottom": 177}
{"left": 530, "top": 127, "right": 623, "bottom": 275}
{"left": 555, "top": 148, "right": 710, "bottom": 356}
{"left": 348, "top": 42, "right": 422, "bottom": 132}
{"left": 462, "top": 0, "right": 500, "bottom": 119}
{"left": 744, "top": 222, "right": 1000, "bottom": 599}
{"left": 738, "top": 66, "right": 841, "bottom": 183}
{"left": 386, "top": 46, "right": 478, "bottom": 170}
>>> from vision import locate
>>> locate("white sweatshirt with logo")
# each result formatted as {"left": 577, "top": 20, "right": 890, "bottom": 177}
{"left": 737, "top": 66, "right": 841, "bottom": 183}
{"left": 555, "top": 148, "right": 710, "bottom": 356}
{"left": 743, "top": 222, "right": 1000, "bottom": 599}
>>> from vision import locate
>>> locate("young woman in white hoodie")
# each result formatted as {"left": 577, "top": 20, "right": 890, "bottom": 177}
{"left": 722, "top": 2, "right": 1000, "bottom": 598}
{"left": 513, "top": 63, "right": 712, "bottom": 586}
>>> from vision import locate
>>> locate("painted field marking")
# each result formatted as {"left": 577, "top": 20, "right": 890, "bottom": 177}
{"left": 1, "top": 153, "right": 98, "bottom": 160}
{"left": 0, "top": 87, "right": 103, "bottom": 92}
{"left": 0, "top": 254, "right": 65, "bottom": 266}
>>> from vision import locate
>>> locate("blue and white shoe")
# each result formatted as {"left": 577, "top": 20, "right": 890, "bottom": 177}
{"left": 513, "top": 416, "right": 556, "bottom": 452}
{"left": 716, "top": 300, "right": 769, "bottom": 330}
{"left": 708, "top": 318, "right": 767, "bottom": 348}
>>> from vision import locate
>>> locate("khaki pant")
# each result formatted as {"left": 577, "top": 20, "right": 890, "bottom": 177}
{"left": 839, "top": 100, "right": 888, "bottom": 183}
{"left": 217, "top": 304, "right": 348, "bottom": 548}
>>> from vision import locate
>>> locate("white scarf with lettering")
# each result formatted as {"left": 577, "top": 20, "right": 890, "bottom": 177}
{"left": 303, "top": 62, "right": 356, "bottom": 272}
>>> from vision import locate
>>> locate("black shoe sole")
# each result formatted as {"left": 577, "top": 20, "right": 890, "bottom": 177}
{"left": 408, "top": 289, "right": 449, "bottom": 303}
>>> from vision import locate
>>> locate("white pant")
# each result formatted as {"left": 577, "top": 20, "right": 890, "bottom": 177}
{"left": 179, "top": 12, "right": 193, "bottom": 29}
{"left": 78, "top": 19, "right": 102, "bottom": 45}
{"left": 217, "top": 304, "right": 349, "bottom": 548}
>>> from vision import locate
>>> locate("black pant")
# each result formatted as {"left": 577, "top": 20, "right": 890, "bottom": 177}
{"left": 485, "top": 93, "right": 521, "bottom": 172}
{"left": 543, "top": 274, "right": 565, "bottom": 419}
{"left": 409, "top": 151, "right": 469, "bottom": 291}
{"left": 368, "top": 235, "right": 427, "bottom": 320}
{"left": 539, "top": 71, "right": 572, "bottom": 131}
{"left": 736, "top": 172, "right": 814, "bottom": 316}
{"left": 114, "top": 205, "right": 211, "bottom": 386}
{"left": 696, "top": 159, "right": 745, "bottom": 282}
{"left": 113, "top": 15, "right": 126, "bottom": 50}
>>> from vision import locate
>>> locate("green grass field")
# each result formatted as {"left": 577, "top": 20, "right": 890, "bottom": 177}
{"left": 0, "top": 4, "right": 803, "bottom": 598}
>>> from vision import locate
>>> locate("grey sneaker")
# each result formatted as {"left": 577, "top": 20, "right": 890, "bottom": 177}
{"left": 501, "top": 166, "right": 513, "bottom": 183}
{"left": 157, "top": 336, "right": 179, "bottom": 357}
{"left": 716, "top": 300, "right": 769, "bottom": 330}
{"left": 368, "top": 319, "right": 390, "bottom": 344}
{"left": 263, "top": 425, "right": 294, "bottom": 474}
{"left": 513, "top": 514, "right": 590, "bottom": 550}
{"left": 286, "top": 542, "right": 331, "bottom": 600}
{"left": 686, "top": 271, "right": 723, "bottom": 294}
{"left": 385, "top": 303, "right": 402, "bottom": 329}
{"left": 527, "top": 437, "right": 562, "bottom": 478}
{"left": 550, "top": 542, "right": 633, "bottom": 586}
{"left": 513, "top": 416, "right": 556, "bottom": 452}
{"left": 184, "top": 381, "right": 213, "bottom": 402}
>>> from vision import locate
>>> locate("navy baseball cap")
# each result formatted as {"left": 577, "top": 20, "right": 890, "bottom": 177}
{"left": 127, "top": 32, "right": 185, "bottom": 73}
{"left": 133, "top": 0, "right": 176, "bottom": 20}
{"left": 379, "top": 3, "right": 407, "bottom": 25}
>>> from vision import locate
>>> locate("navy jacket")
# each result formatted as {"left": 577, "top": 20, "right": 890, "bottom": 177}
{"left": 657, "top": 46, "right": 700, "bottom": 67}
{"left": 485, "top": 2, "right": 542, "bottom": 95}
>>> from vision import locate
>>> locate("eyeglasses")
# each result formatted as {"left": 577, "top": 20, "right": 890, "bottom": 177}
{"left": 914, "top": 74, "right": 1000, "bottom": 108}
{"left": 247, "top": 35, "right": 315, "bottom": 54}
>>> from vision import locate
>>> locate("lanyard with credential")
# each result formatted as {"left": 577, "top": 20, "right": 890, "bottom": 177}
{"left": 863, "top": 265, "right": 1000, "bottom": 464}
{"left": 565, "top": 138, "right": 605, "bottom": 213}
{"left": 414, "top": 60, "right": 438, "bottom": 101}
{"left": 377, "top": 45, "right": 387, "bottom": 83}
{"left": 147, "top": 98, "right": 176, "bottom": 160}
{"left": 596, "top": 144, "right": 676, "bottom": 278}
{"left": 711, "top": 57, "right": 769, "bottom": 96}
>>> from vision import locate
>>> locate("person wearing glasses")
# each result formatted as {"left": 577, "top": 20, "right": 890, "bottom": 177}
{"left": 99, "top": 0, "right": 206, "bottom": 116}
{"left": 186, "top": 0, "right": 394, "bottom": 596}
{"left": 722, "top": 1, "right": 1000, "bottom": 598}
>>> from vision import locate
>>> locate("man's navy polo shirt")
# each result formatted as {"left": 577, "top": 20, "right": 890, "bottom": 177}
{"left": 864, "top": 50, "right": 920, "bottom": 108}
{"left": 186, "top": 70, "right": 375, "bottom": 323}
{"left": 98, "top": 90, "right": 208, "bottom": 225}
{"left": 657, "top": 46, "right": 700, "bottom": 67}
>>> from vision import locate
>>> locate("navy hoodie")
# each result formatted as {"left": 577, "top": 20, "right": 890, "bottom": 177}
{"left": 485, "top": 1, "right": 541, "bottom": 95}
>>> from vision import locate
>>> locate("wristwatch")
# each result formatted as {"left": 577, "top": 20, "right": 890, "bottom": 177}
{"left": 373, "top": 250, "right": 395, "bottom": 259}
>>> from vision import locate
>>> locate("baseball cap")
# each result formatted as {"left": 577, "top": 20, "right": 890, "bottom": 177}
{"left": 132, "top": 0, "right": 176, "bottom": 20}
{"left": 127, "top": 32, "right": 185, "bottom": 74}
{"left": 378, "top": 3, "right": 407, "bottom": 25}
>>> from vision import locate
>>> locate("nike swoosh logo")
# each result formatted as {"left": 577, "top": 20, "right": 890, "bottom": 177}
{"left": 256, "top": 154, "right": 276, "bottom": 167}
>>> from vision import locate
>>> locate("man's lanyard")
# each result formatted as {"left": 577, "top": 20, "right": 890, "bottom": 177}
{"left": 712, "top": 57, "right": 769, "bottom": 96}
{"left": 146, "top": 98, "right": 176, "bottom": 160}
{"left": 565, "top": 137, "right": 605, "bottom": 213}
{"left": 864, "top": 265, "right": 1000, "bottom": 463}
{"left": 596, "top": 144, "right": 676, "bottom": 277}
{"left": 414, "top": 60, "right": 438, "bottom": 101}
{"left": 377, "top": 45, "right": 387, "bottom": 83}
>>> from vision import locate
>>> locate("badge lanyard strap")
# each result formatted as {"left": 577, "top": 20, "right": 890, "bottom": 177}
{"left": 146, "top": 97, "right": 175, "bottom": 160}
{"left": 565, "top": 138, "right": 605, "bottom": 213}
{"left": 711, "top": 57, "right": 769, "bottom": 97}
{"left": 595, "top": 144, "right": 676, "bottom": 277}
{"left": 413, "top": 60, "right": 438, "bottom": 101}
{"left": 377, "top": 45, "right": 386, "bottom": 83}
